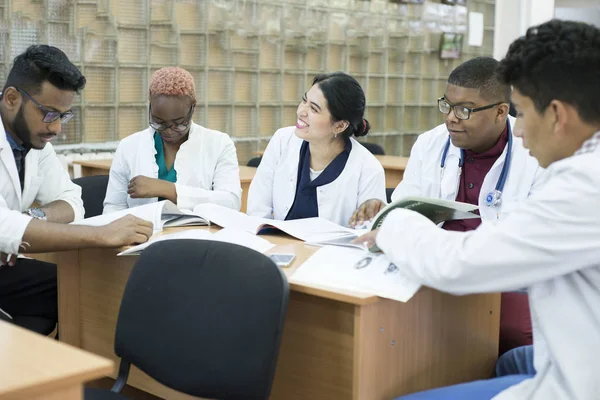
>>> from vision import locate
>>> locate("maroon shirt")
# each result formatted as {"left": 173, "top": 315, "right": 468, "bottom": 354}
{"left": 443, "top": 124, "right": 509, "bottom": 232}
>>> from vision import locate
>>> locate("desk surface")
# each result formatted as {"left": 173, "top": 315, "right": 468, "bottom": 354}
{"left": 374, "top": 155, "right": 409, "bottom": 170}
{"left": 0, "top": 320, "right": 113, "bottom": 399}
{"left": 73, "top": 159, "right": 112, "bottom": 169}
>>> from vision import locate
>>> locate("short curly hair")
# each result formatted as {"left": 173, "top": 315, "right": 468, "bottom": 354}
{"left": 448, "top": 57, "right": 511, "bottom": 103}
{"left": 498, "top": 19, "right": 600, "bottom": 124}
{"left": 149, "top": 67, "right": 195, "bottom": 102}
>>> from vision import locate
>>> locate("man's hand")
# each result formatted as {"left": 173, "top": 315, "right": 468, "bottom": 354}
{"left": 351, "top": 229, "right": 380, "bottom": 249}
{"left": 127, "top": 176, "right": 175, "bottom": 200}
{"left": 349, "top": 199, "right": 386, "bottom": 227}
{"left": 97, "top": 215, "right": 154, "bottom": 247}
{"left": 0, "top": 252, "right": 17, "bottom": 267}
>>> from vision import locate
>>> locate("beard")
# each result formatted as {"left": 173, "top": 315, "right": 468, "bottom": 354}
{"left": 10, "top": 106, "right": 36, "bottom": 148}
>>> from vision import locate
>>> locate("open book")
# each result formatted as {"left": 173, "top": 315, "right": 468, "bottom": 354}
{"left": 118, "top": 227, "right": 275, "bottom": 256}
{"left": 290, "top": 246, "right": 421, "bottom": 303}
{"left": 191, "top": 203, "right": 360, "bottom": 243}
{"left": 367, "top": 196, "right": 480, "bottom": 252}
{"left": 72, "top": 200, "right": 209, "bottom": 233}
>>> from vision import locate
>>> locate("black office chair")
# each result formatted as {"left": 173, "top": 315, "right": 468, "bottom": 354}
{"left": 85, "top": 240, "right": 290, "bottom": 400}
{"left": 386, "top": 188, "right": 395, "bottom": 203}
{"left": 72, "top": 175, "right": 109, "bottom": 218}
{"left": 247, "top": 156, "right": 262, "bottom": 168}
{"left": 360, "top": 141, "right": 385, "bottom": 155}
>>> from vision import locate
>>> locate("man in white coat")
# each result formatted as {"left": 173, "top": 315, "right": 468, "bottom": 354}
{"left": 350, "top": 57, "right": 544, "bottom": 354}
{"left": 0, "top": 45, "right": 152, "bottom": 334}
{"left": 356, "top": 19, "right": 600, "bottom": 399}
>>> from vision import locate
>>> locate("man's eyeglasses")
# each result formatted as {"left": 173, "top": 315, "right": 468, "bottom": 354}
{"left": 17, "top": 87, "right": 75, "bottom": 124}
{"left": 438, "top": 97, "right": 504, "bottom": 121}
{"left": 149, "top": 104, "right": 194, "bottom": 133}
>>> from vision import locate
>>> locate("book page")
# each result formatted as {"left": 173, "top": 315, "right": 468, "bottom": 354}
{"left": 192, "top": 203, "right": 266, "bottom": 232}
{"left": 72, "top": 201, "right": 165, "bottom": 233}
{"left": 291, "top": 246, "right": 420, "bottom": 302}
{"left": 262, "top": 217, "right": 358, "bottom": 241}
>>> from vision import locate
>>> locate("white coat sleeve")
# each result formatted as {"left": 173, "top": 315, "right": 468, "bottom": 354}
{"left": 246, "top": 131, "right": 283, "bottom": 219}
{"left": 0, "top": 196, "right": 32, "bottom": 254}
{"left": 35, "top": 146, "right": 84, "bottom": 221}
{"left": 391, "top": 135, "right": 426, "bottom": 202}
{"left": 103, "top": 143, "right": 130, "bottom": 214}
{"left": 357, "top": 159, "right": 386, "bottom": 206}
{"left": 375, "top": 163, "right": 600, "bottom": 295}
{"left": 175, "top": 138, "right": 242, "bottom": 211}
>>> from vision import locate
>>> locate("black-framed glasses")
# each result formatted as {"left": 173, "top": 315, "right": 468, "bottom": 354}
{"left": 149, "top": 104, "right": 194, "bottom": 132}
{"left": 16, "top": 87, "right": 75, "bottom": 124}
{"left": 438, "top": 97, "right": 504, "bottom": 121}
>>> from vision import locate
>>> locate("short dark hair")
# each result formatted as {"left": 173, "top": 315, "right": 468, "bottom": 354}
{"left": 3, "top": 45, "right": 86, "bottom": 95}
{"left": 312, "top": 72, "right": 371, "bottom": 138}
{"left": 448, "top": 57, "right": 511, "bottom": 103}
{"left": 498, "top": 19, "right": 600, "bottom": 124}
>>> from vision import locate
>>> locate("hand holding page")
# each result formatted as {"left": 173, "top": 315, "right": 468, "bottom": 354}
{"left": 368, "top": 196, "right": 480, "bottom": 252}
{"left": 291, "top": 246, "right": 420, "bottom": 303}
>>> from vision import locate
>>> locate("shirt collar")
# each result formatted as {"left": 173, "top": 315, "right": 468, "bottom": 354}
{"left": 5, "top": 131, "right": 25, "bottom": 152}
{"left": 574, "top": 130, "right": 600, "bottom": 156}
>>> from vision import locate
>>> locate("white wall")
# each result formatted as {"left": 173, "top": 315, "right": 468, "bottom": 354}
{"left": 555, "top": 7, "right": 600, "bottom": 26}
{"left": 494, "top": 0, "right": 555, "bottom": 60}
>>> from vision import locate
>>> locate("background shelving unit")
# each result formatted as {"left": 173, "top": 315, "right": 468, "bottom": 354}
{"left": 0, "top": 0, "right": 495, "bottom": 162}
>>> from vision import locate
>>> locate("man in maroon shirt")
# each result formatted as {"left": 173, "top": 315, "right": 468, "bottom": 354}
{"left": 350, "top": 57, "right": 545, "bottom": 356}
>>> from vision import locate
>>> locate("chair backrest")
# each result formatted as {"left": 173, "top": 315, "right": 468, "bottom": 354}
{"left": 386, "top": 187, "right": 395, "bottom": 203}
{"left": 114, "top": 239, "right": 290, "bottom": 400}
{"left": 247, "top": 156, "right": 262, "bottom": 168}
{"left": 360, "top": 141, "right": 385, "bottom": 155}
{"left": 72, "top": 175, "right": 109, "bottom": 218}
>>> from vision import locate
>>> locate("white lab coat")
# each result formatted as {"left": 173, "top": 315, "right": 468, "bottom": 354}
{"left": 0, "top": 120, "right": 84, "bottom": 254}
{"left": 248, "top": 126, "right": 386, "bottom": 227}
{"left": 376, "top": 133, "right": 600, "bottom": 400}
{"left": 392, "top": 117, "right": 546, "bottom": 221}
{"left": 103, "top": 122, "right": 242, "bottom": 213}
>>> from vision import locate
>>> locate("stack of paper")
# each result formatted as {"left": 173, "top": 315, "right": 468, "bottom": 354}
{"left": 118, "top": 228, "right": 275, "bottom": 256}
{"left": 290, "top": 246, "right": 421, "bottom": 303}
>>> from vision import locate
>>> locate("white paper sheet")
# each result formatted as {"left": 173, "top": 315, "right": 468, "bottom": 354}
{"left": 117, "top": 227, "right": 274, "bottom": 256}
{"left": 290, "top": 246, "right": 421, "bottom": 303}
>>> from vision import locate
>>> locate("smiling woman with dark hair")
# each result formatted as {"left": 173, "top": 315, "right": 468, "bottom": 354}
{"left": 103, "top": 67, "right": 241, "bottom": 213}
{"left": 247, "top": 71, "right": 386, "bottom": 227}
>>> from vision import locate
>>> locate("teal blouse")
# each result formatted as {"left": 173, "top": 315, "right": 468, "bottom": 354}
{"left": 154, "top": 132, "right": 177, "bottom": 183}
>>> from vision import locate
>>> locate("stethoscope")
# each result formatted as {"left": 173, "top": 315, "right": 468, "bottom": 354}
{"left": 440, "top": 122, "right": 513, "bottom": 207}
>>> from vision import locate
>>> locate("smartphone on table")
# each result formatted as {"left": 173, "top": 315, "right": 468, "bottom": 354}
{"left": 268, "top": 253, "right": 296, "bottom": 268}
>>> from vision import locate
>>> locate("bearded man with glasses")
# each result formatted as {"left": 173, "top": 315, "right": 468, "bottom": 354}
{"left": 349, "top": 57, "right": 546, "bottom": 356}
{"left": 102, "top": 66, "right": 242, "bottom": 214}
{"left": 0, "top": 45, "right": 154, "bottom": 336}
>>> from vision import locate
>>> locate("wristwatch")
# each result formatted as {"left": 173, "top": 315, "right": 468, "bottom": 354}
{"left": 26, "top": 208, "right": 47, "bottom": 220}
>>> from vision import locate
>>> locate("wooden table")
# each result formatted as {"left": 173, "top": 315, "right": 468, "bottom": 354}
{"left": 0, "top": 320, "right": 113, "bottom": 400}
{"left": 39, "top": 227, "right": 500, "bottom": 400}
{"left": 72, "top": 160, "right": 257, "bottom": 213}
{"left": 374, "top": 155, "right": 409, "bottom": 188}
